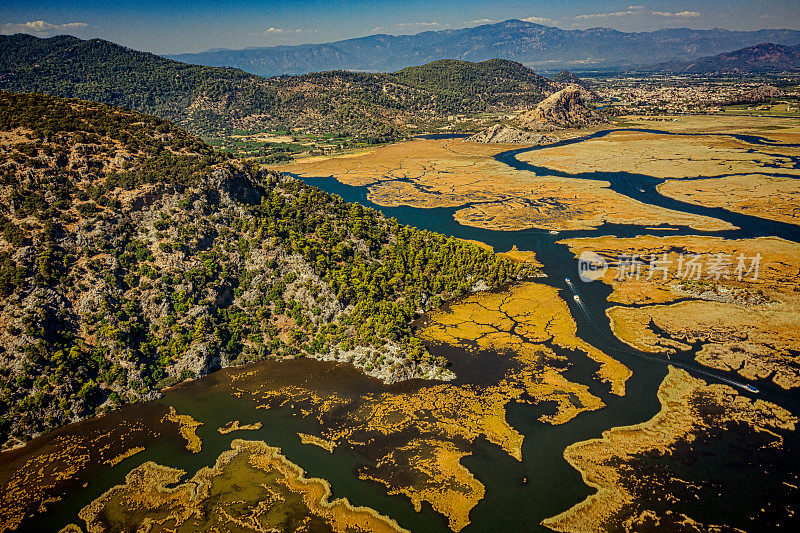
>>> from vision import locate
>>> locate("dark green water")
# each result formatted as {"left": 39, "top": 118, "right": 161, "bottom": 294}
{"left": 290, "top": 129, "right": 800, "bottom": 530}
{"left": 5, "top": 129, "right": 800, "bottom": 532}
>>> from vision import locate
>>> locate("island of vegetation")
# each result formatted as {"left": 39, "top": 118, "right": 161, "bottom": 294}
{"left": 542, "top": 367, "right": 798, "bottom": 532}
{"left": 103, "top": 446, "right": 145, "bottom": 467}
{"left": 562, "top": 235, "right": 800, "bottom": 390}
{"left": 218, "top": 420, "right": 262, "bottom": 434}
{"left": 162, "top": 406, "right": 202, "bottom": 453}
{"left": 360, "top": 438, "right": 484, "bottom": 532}
{"left": 69, "top": 439, "right": 407, "bottom": 533}
{"left": 657, "top": 172, "right": 800, "bottom": 226}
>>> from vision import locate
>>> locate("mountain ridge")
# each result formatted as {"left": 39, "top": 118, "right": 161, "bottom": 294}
{"left": 649, "top": 42, "right": 800, "bottom": 75}
{"left": 165, "top": 19, "right": 800, "bottom": 76}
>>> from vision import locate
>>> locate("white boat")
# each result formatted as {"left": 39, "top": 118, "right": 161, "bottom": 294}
{"left": 573, "top": 295, "right": 581, "bottom": 303}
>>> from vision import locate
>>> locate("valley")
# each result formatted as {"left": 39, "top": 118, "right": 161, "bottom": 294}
{"left": 1, "top": 14, "right": 800, "bottom": 533}
{"left": 0, "top": 36, "right": 562, "bottom": 162}
{"left": 3, "top": 100, "right": 800, "bottom": 532}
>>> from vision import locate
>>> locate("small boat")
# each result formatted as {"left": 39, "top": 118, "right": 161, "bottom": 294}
{"left": 744, "top": 384, "right": 759, "bottom": 393}
{"left": 573, "top": 295, "right": 581, "bottom": 303}
{"left": 638, "top": 188, "right": 645, "bottom": 193}
{"left": 548, "top": 230, "right": 559, "bottom": 235}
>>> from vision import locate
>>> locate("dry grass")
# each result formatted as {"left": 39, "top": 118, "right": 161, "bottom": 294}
{"left": 277, "top": 137, "right": 734, "bottom": 232}
{"left": 562, "top": 235, "right": 800, "bottom": 389}
{"left": 658, "top": 174, "right": 800, "bottom": 226}
{"left": 518, "top": 130, "right": 799, "bottom": 180}
{"left": 542, "top": 367, "right": 797, "bottom": 532}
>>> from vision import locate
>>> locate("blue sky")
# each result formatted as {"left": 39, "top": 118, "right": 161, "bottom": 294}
{"left": 2, "top": 1, "right": 799, "bottom": 54}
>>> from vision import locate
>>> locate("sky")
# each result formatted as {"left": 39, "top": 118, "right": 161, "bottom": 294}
{"left": 2, "top": 0, "right": 800, "bottom": 55}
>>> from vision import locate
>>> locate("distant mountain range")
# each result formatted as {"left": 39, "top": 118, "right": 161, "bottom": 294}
{"left": 166, "top": 20, "right": 800, "bottom": 76}
{"left": 649, "top": 43, "right": 800, "bottom": 75}
{"left": 0, "top": 34, "right": 561, "bottom": 137}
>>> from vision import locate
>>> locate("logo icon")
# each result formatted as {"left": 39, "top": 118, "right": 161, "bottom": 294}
{"left": 578, "top": 251, "right": 607, "bottom": 282}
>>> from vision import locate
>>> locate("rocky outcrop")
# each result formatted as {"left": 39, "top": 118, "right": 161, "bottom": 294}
{"left": 516, "top": 85, "right": 606, "bottom": 131}
{"left": 467, "top": 124, "right": 558, "bottom": 145}
{"left": 204, "top": 166, "right": 263, "bottom": 207}
{"left": 468, "top": 84, "right": 605, "bottom": 143}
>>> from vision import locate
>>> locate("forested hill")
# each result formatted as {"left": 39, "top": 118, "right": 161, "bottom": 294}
{"left": 0, "top": 34, "right": 556, "bottom": 139}
{"left": 0, "top": 91, "right": 535, "bottom": 449}
{"left": 0, "top": 34, "right": 264, "bottom": 135}
{"left": 390, "top": 59, "right": 553, "bottom": 108}
{"left": 550, "top": 70, "right": 591, "bottom": 89}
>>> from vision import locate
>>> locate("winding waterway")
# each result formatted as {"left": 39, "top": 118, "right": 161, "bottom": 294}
{"left": 5, "top": 128, "right": 800, "bottom": 532}
{"left": 293, "top": 129, "right": 800, "bottom": 529}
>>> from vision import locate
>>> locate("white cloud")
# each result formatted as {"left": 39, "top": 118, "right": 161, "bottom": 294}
{"left": 1, "top": 20, "right": 87, "bottom": 35}
{"left": 574, "top": 5, "right": 645, "bottom": 20}
{"left": 575, "top": 11, "right": 625, "bottom": 20}
{"left": 575, "top": 10, "right": 636, "bottom": 20}
{"left": 465, "top": 18, "right": 496, "bottom": 25}
{"left": 522, "top": 16, "right": 554, "bottom": 24}
{"left": 652, "top": 11, "right": 701, "bottom": 18}
{"left": 263, "top": 27, "right": 284, "bottom": 34}
{"left": 573, "top": 5, "right": 700, "bottom": 22}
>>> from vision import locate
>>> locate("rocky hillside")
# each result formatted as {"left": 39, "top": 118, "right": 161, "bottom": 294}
{"left": 467, "top": 124, "right": 557, "bottom": 145}
{"left": 0, "top": 91, "right": 534, "bottom": 449}
{"left": 0, "top": 35, "right": 557, "bottom": 139}
{"left": 468, "top": 84, "right": 607, "bottom": 144}
{"left": 516, "top": 85, "right": 606, "bottom": 131}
